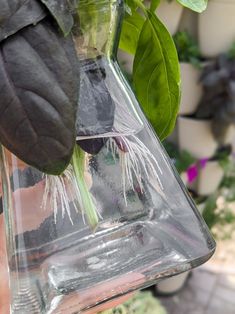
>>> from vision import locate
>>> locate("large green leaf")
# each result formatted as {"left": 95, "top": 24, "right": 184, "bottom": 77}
{"left": 133, "top": 11, "right": 180, "bottom": 140}
{"left": 119, "top": 11, "right": 144, "bottom": 55}
{"left": 176, "top": 0, "right": 207, "bottom": 13}
{"left": 150, "top": 0, "right": 160, "bottom": 12}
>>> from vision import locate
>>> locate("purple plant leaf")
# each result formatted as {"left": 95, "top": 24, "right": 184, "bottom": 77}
{"left": 39, "top": 0, "right": 74, "bottom": 35}
{"left": 0, "top": 19, "right": 79, "bottom": 174}
{"left": 0, "top": 0, "right": 46, "bottom": 41}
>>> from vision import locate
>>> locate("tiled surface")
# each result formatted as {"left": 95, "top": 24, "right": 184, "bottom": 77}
{"left": 158, "top": 232, "right": 235, "bottom": 314}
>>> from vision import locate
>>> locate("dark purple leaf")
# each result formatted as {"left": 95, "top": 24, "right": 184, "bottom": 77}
{"left": 77, "top": 57, "right": 115, "bottom": 137}
{"left": 77, "top": 138, "right": 108, "bottom": 155}
{"left": 76, "top": 57, "right": 115, "bottom": 155}
{"left": 39, "top": 0, "right": 74, "bottom": 35}
{"left": 0, "top": 19, "right": 79, "bottom": 174}
{"left": 0, "top": 0, "right": 46, "bottom": 42}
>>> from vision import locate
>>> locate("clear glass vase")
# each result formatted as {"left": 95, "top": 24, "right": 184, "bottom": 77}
{"left": 1, "top": 1, "right": 215, "bottom": 313}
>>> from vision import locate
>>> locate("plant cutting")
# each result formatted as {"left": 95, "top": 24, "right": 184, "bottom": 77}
{"left": 173, "top": 31, "right": 202, "bottom": 115}
{"left": 0, "top": 1, "right": 215, "bottom": 314}
{"left": 0, "top": 0, "right": 205, "bottom": 228}
{"left": 119, "top": 0, "right": 207, "bottom": 71}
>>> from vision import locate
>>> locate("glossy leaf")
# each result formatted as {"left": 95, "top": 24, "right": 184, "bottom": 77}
{"left": 150, "top": 0, "right": 160, "bottom": 12}
{"left": 0, "top": 19, "right": 79, "bottom": 174}
{"left": 0, "top": 0, "right": 46, "bottom": 41}
{"left": 120, "top": 10, "right": 144, "bottom": 55}
{"left": 39, "top": 0, "right": 74, "bottom": 35}
{"left": 125, "top": 0, "right": 140, "bottom": 11}
{"left": 133, "top": 11, "right": 180, "bottom": 140}
{"left": 176, "top": 0, "right": 207, "bottom": 13}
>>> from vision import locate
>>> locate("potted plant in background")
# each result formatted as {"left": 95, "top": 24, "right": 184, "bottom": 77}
{"left": 199, "top": 0, "right": 235, "bottom": 57}
{"left": 118, "top": 0, "right": 207, "bottom": 74}
{"left": 178, "top": 45, "right": 235, "bottom": 159}
{"left": 163, "top": 141, "right": 196, "bottom": 187}
{"left": 154, "top": 0, "right": 207, "bottom": 35}
{"left": 173, "top": 31, "right": 202, "bottom": 115}
{"left": 178, "top": 114, "right": 218, "bottom": 159}
{"left": 195, "top": 49, "right": 235, "bottom": 146}
{"left": 201, "top": 158, "right": 235, "bottom": 240}
{"left": 195, "top": 146, "right": 231, "bottom": 196}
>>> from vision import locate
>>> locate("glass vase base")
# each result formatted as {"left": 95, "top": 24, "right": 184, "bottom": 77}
{"left": 11, "top": 215, "right": 214, "bottom": 314}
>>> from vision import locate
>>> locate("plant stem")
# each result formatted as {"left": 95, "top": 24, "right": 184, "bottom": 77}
{"left": 72, "top": 145, "right": 99, "bottom": 230}
{"left": 132, "top": 0, "right": 148, "bottom": 17}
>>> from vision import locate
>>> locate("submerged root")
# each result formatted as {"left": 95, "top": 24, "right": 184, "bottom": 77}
{"left": 108, "top": 135, "right": 163, "bottom": 205}
{"left": 41, "top": 165, "right": 84, "bottom": 225}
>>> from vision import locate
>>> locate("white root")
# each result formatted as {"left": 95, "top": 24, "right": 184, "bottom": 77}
{"left": 108, "top": 135, "right": 163, "bottom": 205}
{"left": 41, "top": 165, "right": 84, "bottom": 225}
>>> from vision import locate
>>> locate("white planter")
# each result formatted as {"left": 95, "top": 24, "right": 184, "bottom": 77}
{"left": 178, "top": 116, "right": 218, "bottom": 159}
{"left": 180, "top": 171, "right": 188, "bottom": 186}
{"left": 199, "top": 0, "right": 235, "bottom": 57}
{"left": 156, "top": 271, "right": 189, "bottom": 295}
{"left": 117, "top": 50, "right": 134, "bottom": 75}
{"left": 179, "top": 63, "right": 202, "bottom": 115}
{"left": 156, "top": 0, "right": 184, "bottom": 35}
{"left": 224, "top": 125, "right": 235, "bottom": 146}
{"left": 196, "top": 161, "right": 224, "bottom": 196}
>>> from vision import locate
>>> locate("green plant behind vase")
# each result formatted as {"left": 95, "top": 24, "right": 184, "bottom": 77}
{"left": 173, "top": 31, "right": 201, "bottom": 67}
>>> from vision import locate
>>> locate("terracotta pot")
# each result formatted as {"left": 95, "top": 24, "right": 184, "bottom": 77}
{"left": 156, "top": 0, "right": 184, "bottom": 35}
{"left": 178, "top": 116, "right": 218, "bottom": 159}
{"left": 196, "top": 161, "right": 224, "bottom": 196}
{"left": 156, "top": 271, "right": 189, "bottom": 295}
{"left": 179, "top": 63, "right": 202, "bottom": 115}
{"left": 199, "top": 0, "right": 235, "bottom": 57}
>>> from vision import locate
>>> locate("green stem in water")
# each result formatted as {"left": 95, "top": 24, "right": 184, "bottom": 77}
{"left": 72, "top": 145, "right": 99, "bottom": 230}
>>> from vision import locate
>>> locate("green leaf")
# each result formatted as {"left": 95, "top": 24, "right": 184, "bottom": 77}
{"left": 119, "top": 11, "right": 144, "bottom": 55}
{"left": 150, "top": 0, "right": 161, "bottom": 12}
{"left": 125, "top": 0, "right": 143, "bottom": 11}
{"left": 133, "top": 11, "right": 180, "bottom": 140}
{"left": 176, "top": 0, "right": 207, "bottom": 13}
